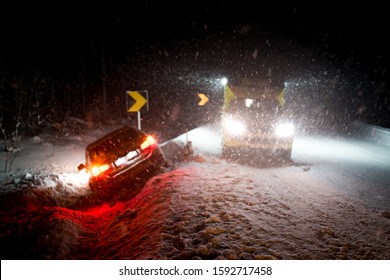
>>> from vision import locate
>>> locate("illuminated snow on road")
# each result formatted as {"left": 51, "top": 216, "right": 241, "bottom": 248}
{"left": 1, "top": 123, "right": 389, "bottom": 259}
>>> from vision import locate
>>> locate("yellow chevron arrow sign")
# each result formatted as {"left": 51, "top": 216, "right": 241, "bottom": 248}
{"left": 127, "top": 91, "right": 147, "bottom": 112}
{"left": 198, "top": 93, "right": 209, "bottom": 106}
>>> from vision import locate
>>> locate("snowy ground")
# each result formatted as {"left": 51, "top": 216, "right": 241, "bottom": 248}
{"left": 1, "top": 122, "right": 390, "bottom": 259}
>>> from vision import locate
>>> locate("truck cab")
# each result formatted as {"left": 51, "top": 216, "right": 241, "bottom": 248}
{"left": 222, "top": 79, "right": 294, "bottom": 160}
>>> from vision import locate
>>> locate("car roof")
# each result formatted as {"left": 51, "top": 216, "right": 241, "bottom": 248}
{"left": 86, "top": 126, "right": 144, "bottom": 152}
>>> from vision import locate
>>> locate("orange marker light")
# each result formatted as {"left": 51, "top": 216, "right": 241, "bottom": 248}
{"left": 140, "top": 135, "right": 157, "bottom": 151}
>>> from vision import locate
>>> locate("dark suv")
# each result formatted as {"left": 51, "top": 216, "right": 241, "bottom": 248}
{"left": 78, "top": 126, "right": 166, "bottom": 196}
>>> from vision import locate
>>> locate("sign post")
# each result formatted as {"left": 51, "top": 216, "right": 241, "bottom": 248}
{"left": 126, "top": 90, "right": 148, "bottom": 130}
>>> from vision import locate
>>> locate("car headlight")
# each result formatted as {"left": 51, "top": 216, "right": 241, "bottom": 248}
{"left": 274, "top": 122, "right": 294, "bottom": 137}
{"left": 223, "top": 118, "right": 246, "bottom": 136}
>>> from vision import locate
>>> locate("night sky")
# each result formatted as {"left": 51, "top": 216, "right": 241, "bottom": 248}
{"left": 1, "top": 2, "right": 389, "bottom": 132}
{"left": 3, "top": 2, "right": 387, "bottom": 65}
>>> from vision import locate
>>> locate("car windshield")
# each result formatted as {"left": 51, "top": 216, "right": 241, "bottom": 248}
{"left": 229, "top": 98, "right": 280, "bottom": 117}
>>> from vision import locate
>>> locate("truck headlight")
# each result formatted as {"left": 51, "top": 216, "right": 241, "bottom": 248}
{"left": 274, "top": 122, "right": 294, "bottom": 138}
{"left": 224, "top": 119, "right": 246, "bottom": 136}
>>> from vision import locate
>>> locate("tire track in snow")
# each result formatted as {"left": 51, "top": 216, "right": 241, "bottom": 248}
{"left": 158, "top": 156, "right": 390, "bottom": 259}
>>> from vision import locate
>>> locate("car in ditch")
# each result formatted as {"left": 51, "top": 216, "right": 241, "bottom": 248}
{"left": 77, "top": 126, "right": 166, "bottom": 196}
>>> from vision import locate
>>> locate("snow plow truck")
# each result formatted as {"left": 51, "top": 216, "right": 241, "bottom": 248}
{"left": 221, "top": 78, "right": 294, "bottom": 160}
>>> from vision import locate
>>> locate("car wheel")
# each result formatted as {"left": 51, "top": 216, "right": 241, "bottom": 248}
{"left": 151, "top": 148, "right": 167, "bottom": 168}
{"left": 90, "top": 183, "right": 110, "bottom": 198}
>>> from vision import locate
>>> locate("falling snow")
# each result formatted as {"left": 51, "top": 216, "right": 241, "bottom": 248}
{"left": 1, "top": 122, "right": 389, "bottom": 260}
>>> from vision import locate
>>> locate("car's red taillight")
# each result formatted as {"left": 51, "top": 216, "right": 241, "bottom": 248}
{"left": 140, "top": 135, "right": 157, "bottom": 151}
{"left": 90, "top": 164, "right": 110, "bottom": 177}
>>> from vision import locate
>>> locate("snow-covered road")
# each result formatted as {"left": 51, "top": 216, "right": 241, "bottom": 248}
{"left": 174, "top": 123, "right": 390, "bottom": 211}
{"left": 1, "top": 122, "right": 389, "bottom": 259}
